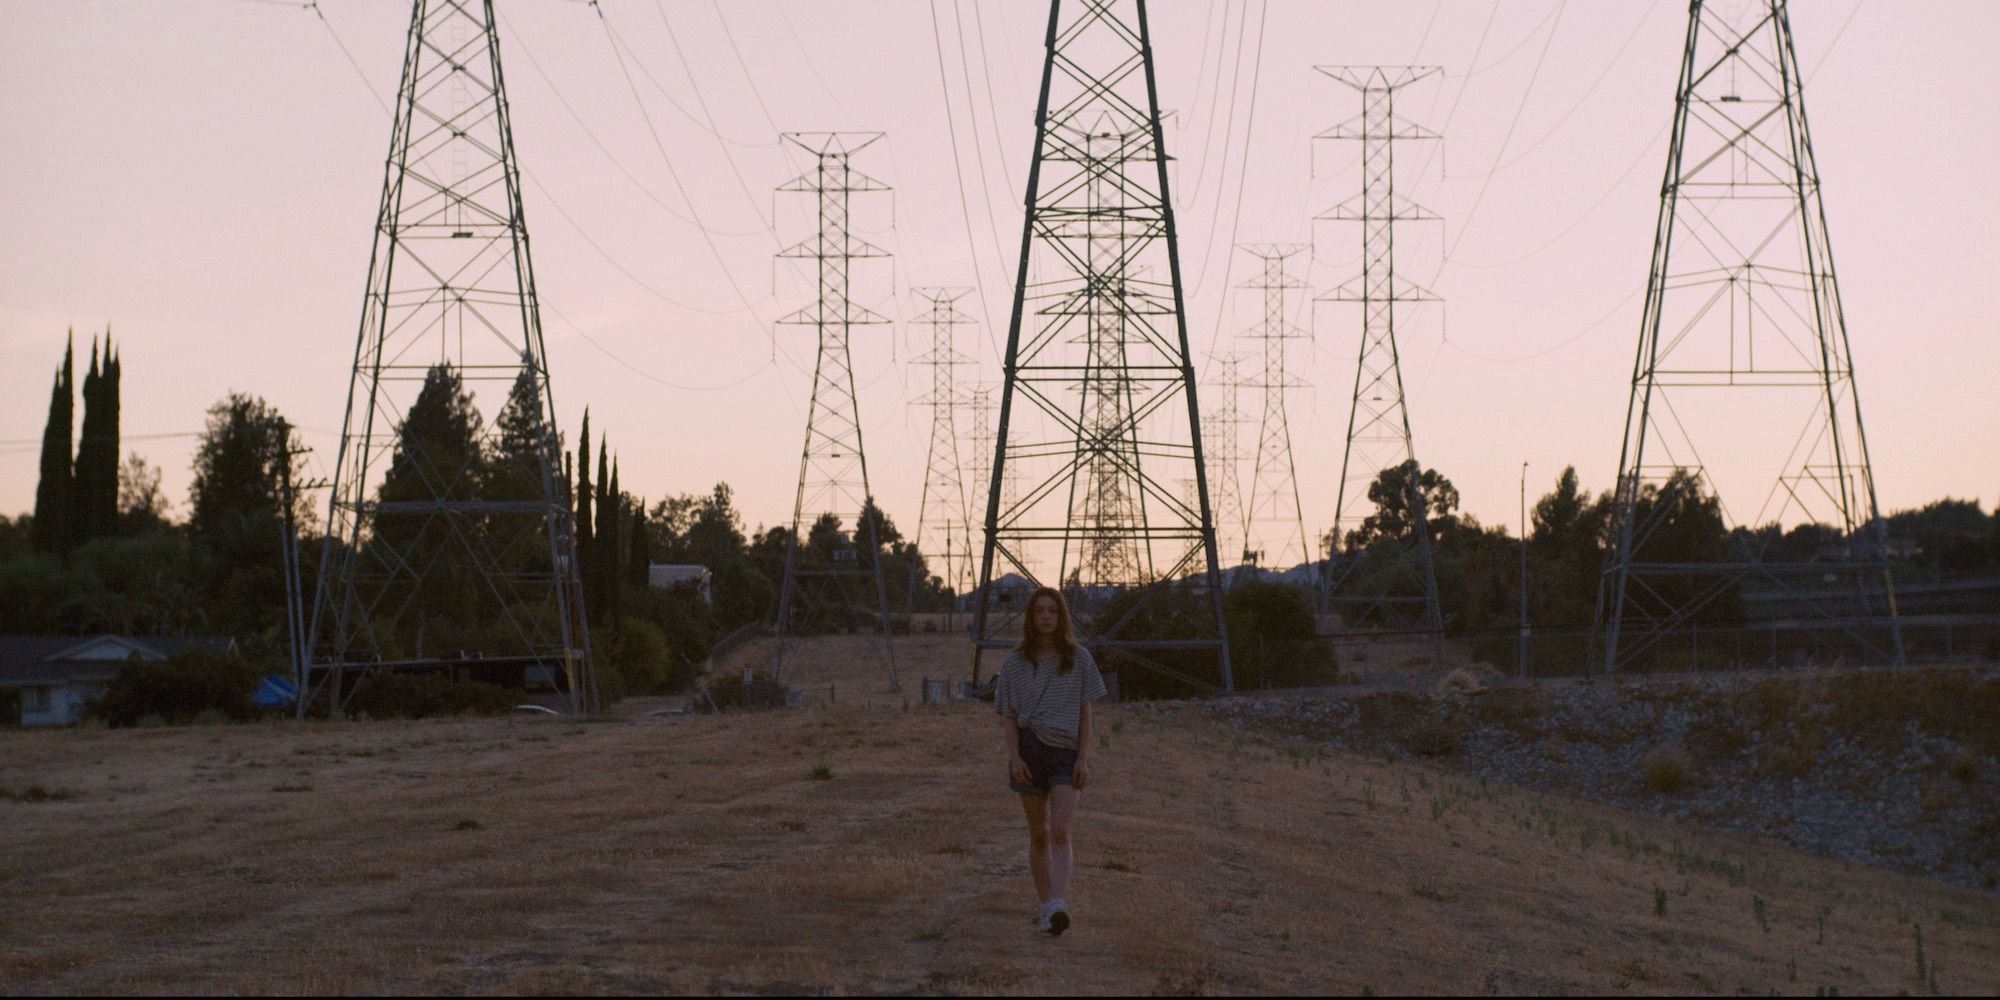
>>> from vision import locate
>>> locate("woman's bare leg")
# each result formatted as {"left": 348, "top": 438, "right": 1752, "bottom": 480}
{"left": 1046, "top": 784, "right": 1078, "bottom": 903}
{"left": 1018, "top": 793, "right": 1052, "bottom": 903}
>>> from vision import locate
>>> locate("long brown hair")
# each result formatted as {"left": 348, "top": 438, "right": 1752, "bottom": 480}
{"left": 1016, "top": 586, "right": 1076, "bottom": 674}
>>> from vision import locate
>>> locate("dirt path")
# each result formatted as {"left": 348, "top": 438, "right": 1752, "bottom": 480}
{"left": 3, "top": 651, "right": 1997, "bottom": 993}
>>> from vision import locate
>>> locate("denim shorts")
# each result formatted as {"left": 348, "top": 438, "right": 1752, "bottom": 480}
{"left": 1009, "top": 728, "right": 1077, "bottom": 796}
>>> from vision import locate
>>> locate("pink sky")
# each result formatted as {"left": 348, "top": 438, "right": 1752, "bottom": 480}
{"left": 3, "top": 0, "right": 1995, "bottom": 554}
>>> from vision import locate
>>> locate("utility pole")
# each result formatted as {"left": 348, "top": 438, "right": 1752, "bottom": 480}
{"left": 1595, "top": 0, "right": 1902, "bottom": 673}
{"left": 971, "top": 0, "right": 1232, "bottom": 693}
{"left": 1519, "top": 461, "right": 1529, "bottom": 680}
{"left": 771, "top": 132, "right": 900, "bottom": 692}
{"left": 1314, "top": 66, "right": 1445, "bottom": 657}
{"left": 309, "top": 0, "right": 592, "bottom": 715}
{"left": 276, "top": 422, "right": 325, "bottom": 716}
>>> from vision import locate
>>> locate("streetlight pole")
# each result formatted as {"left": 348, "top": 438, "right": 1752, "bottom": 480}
{"left": 1519, "top": 461, "right": 1529, "bottom": 680}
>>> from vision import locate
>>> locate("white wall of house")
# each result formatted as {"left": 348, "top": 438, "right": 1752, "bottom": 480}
{"left": 16, "top": 681, "right": 104, "bottom": 727}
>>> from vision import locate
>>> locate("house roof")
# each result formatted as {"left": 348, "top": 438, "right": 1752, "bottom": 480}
{"left": 0, "top": 635, "right": 236, "bottom": 687}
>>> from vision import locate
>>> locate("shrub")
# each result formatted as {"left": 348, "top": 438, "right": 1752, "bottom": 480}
{"left": 1437, "top": 668, "right": 1482, "bottom": 695}
{"left": 91, "top": 647, "right": 262, "bottom": 727}
{"left": 1225, "top": 582, "right": 1339, "bottom": 691}
{"left": 349, "top": 672, "right": 515, "bottom": 720}
{"left": 1640, "top": 746, "right": 1696, "bottom": 794}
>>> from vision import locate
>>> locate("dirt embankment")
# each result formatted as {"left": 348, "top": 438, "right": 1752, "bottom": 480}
{"left": 1, "top": 685, "right": 1997, "bottom": 992}
{"left": 1200, "top": 665, "right": 2000, "bottom": 890}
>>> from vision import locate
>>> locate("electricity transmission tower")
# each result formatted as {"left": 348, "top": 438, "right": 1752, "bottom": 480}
{"left": 307, "top": 0, "right": 592, "bottom": 715}
{"left": 771, "top": 131, "right": 900, "bottom": 691}
{"left": 909, "top": 287, "right": 978, "bottom": 622}
{"left": 1596, "top": 0, "right": 1902, "bottom": 673}
{"left": 972, "top": 0, "right": 1232, "bottom": 694}
{"left": 1203, "top": 352, "right": 1247, "bottom": 579}
{"left": 1238, "top": 244, "right": 1312, "bottom": 580}
{"left": 1315, "top": 67, "right": 1444, "bottom": 642}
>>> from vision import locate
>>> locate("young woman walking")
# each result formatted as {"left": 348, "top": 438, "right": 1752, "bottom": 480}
{"left": 995, "top": 586, "right": 1107, "bottom": 936}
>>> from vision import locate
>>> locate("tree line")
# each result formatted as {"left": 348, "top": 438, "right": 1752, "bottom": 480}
{"left": 4, "top": 335, "right": 1994, "bottom": 704}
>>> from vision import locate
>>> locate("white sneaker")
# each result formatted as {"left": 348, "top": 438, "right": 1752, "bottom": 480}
{"left": 1032, "top": 906, "right": 1052, "bottom": 933}
{"left": 1045, "top": 898, "right": 1070, "bottom": 936}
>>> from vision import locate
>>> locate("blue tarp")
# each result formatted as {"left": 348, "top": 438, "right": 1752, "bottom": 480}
{"left": 251, "top": 674, "right": 297, "bottom": 709}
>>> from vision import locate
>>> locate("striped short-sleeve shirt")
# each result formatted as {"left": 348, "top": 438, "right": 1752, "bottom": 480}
{"left": 994, "top": 645, "right": 1107, "bottom": 750}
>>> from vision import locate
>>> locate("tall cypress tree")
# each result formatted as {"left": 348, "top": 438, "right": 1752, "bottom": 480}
{"left": 100, "top": 335, "right": 120, "bottom": 534}
{"left": 628, "top": 495, "right": 650, "bottom": 589}
{"left": 31, "top": 334, "right": 74, "bottom": 555}
{"left": 73, "top": 333, "right": 120, "bottom": 544}
{"left": 595, "top": 445, "right": 618, "bottom": 622}
{"left": 574, "top": 410, "right": 593, "bottom": 617}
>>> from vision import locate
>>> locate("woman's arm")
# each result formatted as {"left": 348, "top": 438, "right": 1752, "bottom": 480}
{"left": 1073, "top": 700, "right": 1092, "bottom": 790}
{"left": 1002, "top": 715, "right": 1031, "bottom": 785}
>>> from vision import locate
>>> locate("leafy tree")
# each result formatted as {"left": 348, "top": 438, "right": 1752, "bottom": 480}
{"left": 487, "top": 364, "right": 558, "bottom": 504}
{"left": 1531, "top": 466, "right": 1605, "bottom": 556}
{"left": 64, "top": 533, "right": 212, "bottom": 635}
{"left": 1608, "top": 469, "right": 1740, "bottom": 627}
{"left": 0, "top": 553, "right": 69, "bottom": 633}
{"left": 31, "top": 336, "right": 73, "bottom": 555}
{"left": 188, "top": 392, "right": 302, "bottom": 538}
{"left": 372, "top": 364, "right": 487, "bottom": 652}
{"left": 1886, "top": 498, "right": 1993, "bottom": 576}
{"left": 186, "top": 393, "right": 308, "bottom": 639}
{"left": 0, "top": 515, "right": 30, "bottom": 562}
{"left": 117, "top": 452, "right": 171, "bottom": 533}
{"left": 685, "top": 484, "right": 748, "bottom": 568}
{"left": 376, "top": 364, "right": 485, "bottom": 511}
{"left": 1349, "top": 460, "right": 1460, "bottom": 550}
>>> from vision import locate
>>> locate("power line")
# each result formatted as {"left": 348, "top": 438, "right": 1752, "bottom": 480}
{"left": 926, "top": 0, "right": 1004, "bottom": 361}
{"left": 1449, "top": 1, "right": 1657, "bottom": 181}
{"left": 1447, "top": 1, "right": 1562, "bottom": 80}
{"left": 771, "top": 0, "right": 863, "bottom": 126}
{"left": 1440, "top": 285, "right": 1641, "bottom": 363}
{"left": 542, "top": 301, "right": 778, "bottom": 392}
{"left": 306, "top": 2, "right": 389, "bottom": 117}
{"left": 964, "top": 0, "right": 1019, "bottom": 200}
{"left": 948, "top": 0, "right": 1013, "bottom": 294}
{"left": 644, "top": 0, "right": 782, "bottom": 245}
{"left": 1192, "top": 0, "right": 1272, "bottom": 374}
{"left": 600, "top": 4, "right": 780, "bottom": 150}
{"left": 1438, "top": 0, "right": 1569, "bottom": 266}
{"left": 707, "top": 0, "right": 781, "bottom": 136}
{"left": 591, "top": 4, "right": 770, "bottom": 342}
{"left": 502, "top": 8, "right": 769, "bottom": 239}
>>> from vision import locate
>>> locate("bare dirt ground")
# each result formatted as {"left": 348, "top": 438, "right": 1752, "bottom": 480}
{"left": 3, "top": 636, "right": 1997, "bottom": 994}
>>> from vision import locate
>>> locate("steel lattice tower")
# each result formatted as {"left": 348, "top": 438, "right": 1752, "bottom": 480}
{"left": 1239, "top": 244, "right": 1312, "bottom": 578}
{"left": 771, "top": 132, "right": 899, "bottom": 691}
{"left": 1203, "top": 351, "right": 1247, "bottom": 577}
{"left": 972, "top": 0, "right": 1232, "bottom": 693}
{"left": 307, "top": 0, "right": 592, "bottom": 714}
{"left": 1315, "top": 67, "right": 1444, "bottom": 639}
{"left": 1596, "top": 0, "right": 1902, "bottom": 673}
{"left": 909, "top": 288, "right": 978, "bottom": 616}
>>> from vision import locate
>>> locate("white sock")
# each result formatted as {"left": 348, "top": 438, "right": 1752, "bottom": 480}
{"left": 1048, "top": 897, "right": 1067, "bottom": 913}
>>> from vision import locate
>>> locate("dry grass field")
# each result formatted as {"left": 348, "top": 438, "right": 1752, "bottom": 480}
{"left": 3, "top": 635, "right": 1997, "bottom": 994}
